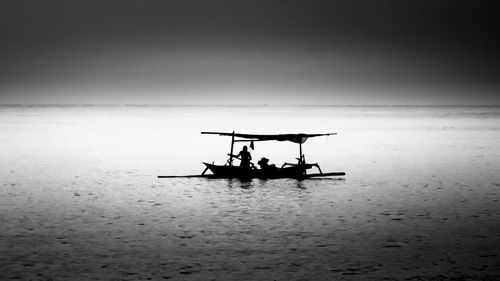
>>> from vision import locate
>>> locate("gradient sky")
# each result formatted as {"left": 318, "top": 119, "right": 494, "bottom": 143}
{"left": 1, "top": 0, "right": 499, "bottom": 105}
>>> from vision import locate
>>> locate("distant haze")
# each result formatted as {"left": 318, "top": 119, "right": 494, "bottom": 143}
{"left": 1, "top": 0, "right": 499, "bottom": 105}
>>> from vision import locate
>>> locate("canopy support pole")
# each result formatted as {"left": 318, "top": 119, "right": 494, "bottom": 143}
{"left": 299, "top": 142, "right": 303, "bottom": 164}
{"left": 229, "top": 131, "right": 235, "bottom": 166}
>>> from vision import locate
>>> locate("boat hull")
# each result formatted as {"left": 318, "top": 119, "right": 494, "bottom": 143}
{"left": 202, "top": 163, "right": 337, "bottom": 179}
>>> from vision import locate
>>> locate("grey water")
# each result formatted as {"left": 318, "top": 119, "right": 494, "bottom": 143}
{"left": 1, "top": 105, "right": 499, "bottom": 280}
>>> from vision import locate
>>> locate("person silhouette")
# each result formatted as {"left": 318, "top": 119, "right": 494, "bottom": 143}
{"left": 258, "top": 157, "right": 277, "bottom": 171}
{"left": 235, "top": 145, "right": 252, "bottom": 168}
{"left": 257, "top": 157, "right": 270, "bottom": 169}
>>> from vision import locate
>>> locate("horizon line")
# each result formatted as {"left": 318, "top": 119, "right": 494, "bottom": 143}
{"left": 1, "top": 103, "right": 499, "bottom": 107}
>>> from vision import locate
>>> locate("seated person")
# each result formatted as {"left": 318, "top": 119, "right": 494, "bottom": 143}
{"left": 257, "top": 157, "right": 277, "bottom": 170}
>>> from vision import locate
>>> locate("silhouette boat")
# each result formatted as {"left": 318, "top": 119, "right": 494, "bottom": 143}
{"left": 158, "top": 131, "right": 345, "bottom": 179}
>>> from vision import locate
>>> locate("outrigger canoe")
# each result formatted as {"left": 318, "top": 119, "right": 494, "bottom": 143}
{"left": 158, "top": 131, "right": 345, "bottom": 179}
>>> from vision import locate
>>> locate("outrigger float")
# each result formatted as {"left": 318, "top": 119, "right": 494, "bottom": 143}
{"left": 158, "top": 131, "right": 345, "bottom": 179}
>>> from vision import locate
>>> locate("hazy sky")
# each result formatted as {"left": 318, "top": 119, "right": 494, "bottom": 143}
{"left": 1, "top": 0, "right": 498, "bottom": 105}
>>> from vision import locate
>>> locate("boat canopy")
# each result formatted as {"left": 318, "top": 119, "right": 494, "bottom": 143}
{"left": 201, "top": 132, "right": 336, "bottom": 144}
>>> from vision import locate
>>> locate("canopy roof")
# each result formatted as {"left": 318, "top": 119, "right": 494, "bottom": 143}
{"left": 201, "top": 131, "right": 336, "bottom": 144}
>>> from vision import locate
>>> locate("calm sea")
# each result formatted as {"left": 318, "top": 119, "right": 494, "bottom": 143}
{"left": 1, "top": 105, "right": 499, "bottom": 280}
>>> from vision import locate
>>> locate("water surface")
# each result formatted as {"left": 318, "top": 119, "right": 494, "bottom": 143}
{"left": 1, "top": 105, "right": 499, "bottom": 280}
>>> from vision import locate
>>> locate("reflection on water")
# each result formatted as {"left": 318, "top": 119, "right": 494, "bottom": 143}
{"left": 1, "top": 105, "right": 500, "bottom": 280}
{"left": 226, "top": 178, "right": 254, "bottom": 189}
{"left": 223, "top": 178, "right": 318, "bottom": 190}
